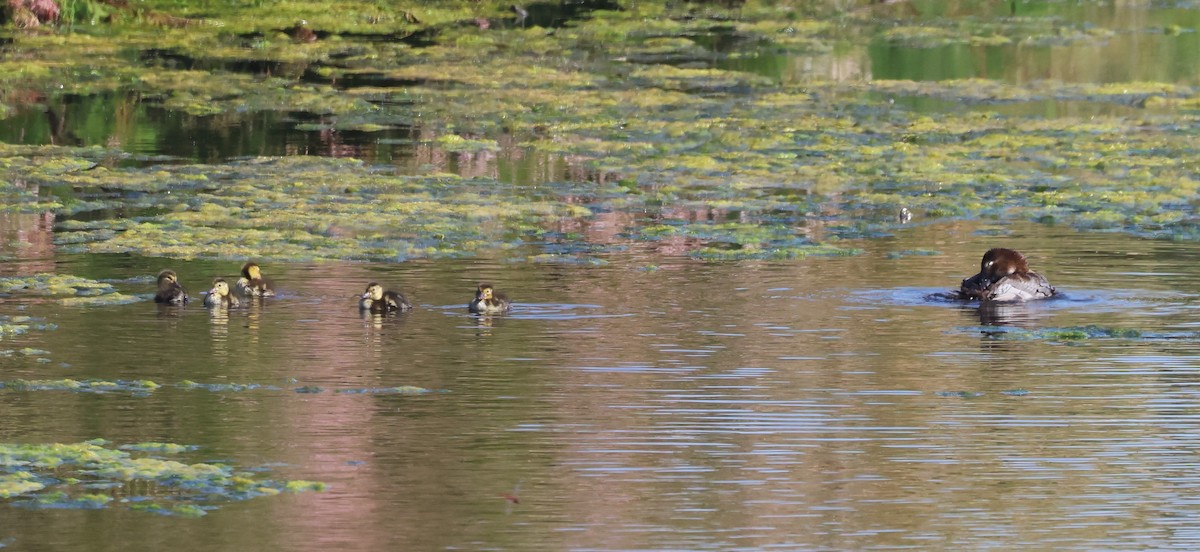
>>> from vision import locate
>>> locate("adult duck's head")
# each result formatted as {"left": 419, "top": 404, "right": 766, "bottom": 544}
{"left": 979, "top": 248, "right": 1031, "bottom": 280}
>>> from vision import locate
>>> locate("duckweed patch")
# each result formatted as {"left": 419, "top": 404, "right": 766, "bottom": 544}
{"left": 0, "top": 440, "right": 324, "bottom": 516}
{"left": 936, "top": 391, "right": 985, "bottom": 398}
{"left": 10, "top": 155, "right": 590, "bottom": 262}
{"left": 175, "top": 380, "right": 271, "bottom": 392}
{"left": 966, "top": 325, "right": 1145, "bottom": 341}
{"left": 0, "top": 379, "right": 434, "bottom": 395}
{"left": 335, "top": 386, "right": 432, "bottom": 395}
{"left": 118, "top": 443, "right": 199, "bottom": 454}
{"left": 3, "top": 1, "right": 1200, "bottom": 259}
{"left": 0, "top": 379, "right": 161, "bottom": 393}
{"left": 0, "top": 274, "right": 117, "bottom": 296}
{"left": 0, "top": 316, "right": 56, "bottom": 338}
{"left": 886, "top": 249, "right": 940, "bottom": 259}
{"left": 59, "top": 293, "right": 144, "bottom": 306}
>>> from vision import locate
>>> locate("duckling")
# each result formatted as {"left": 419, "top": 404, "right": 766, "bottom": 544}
{"left": 203, "top": 278, "right": 240, "bottom": 308}
{"left": 154, "top": 269, "right": 189, "bottom": 305}
{"left": 235, "top": 262, "right": 275, "bottom": 297}
{"left": 959, "top": 248, "right": 1056, "bottom": 302}
{"left": 468, "top": 283, "right": 512, "bottom": 314}
{"left": 360, "top": 282, "right": 411, "bottom": 313}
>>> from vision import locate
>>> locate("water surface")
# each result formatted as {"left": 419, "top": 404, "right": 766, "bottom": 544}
{"left": 5, "top": 218, "right": 1200, "bottom": 549}
{"left": 4, "top": 0, "right": 1200, "bottom": 549}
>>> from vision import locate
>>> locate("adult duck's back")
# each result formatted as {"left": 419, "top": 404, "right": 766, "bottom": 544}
{"left": 958, "top": 248, "right": 1056, "bottom": 302}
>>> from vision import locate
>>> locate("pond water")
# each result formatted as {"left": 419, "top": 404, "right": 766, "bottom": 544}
{"left": 4, "top": 0, "right": 1200, "bottom": 549}
{"left": 5, "top": 218, "right": 1200, "bottom": 550}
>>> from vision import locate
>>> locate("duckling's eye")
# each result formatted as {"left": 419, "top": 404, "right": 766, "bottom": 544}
{"left": 984, "top": 261, "right": 994, "bottom": 268}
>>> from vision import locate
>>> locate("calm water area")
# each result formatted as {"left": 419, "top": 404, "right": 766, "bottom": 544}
{"left": 7, "top": 220, "right": 1200, "bottom": 550}
{"left": 4, "top": 0, "right": 1200, "bottom": 550}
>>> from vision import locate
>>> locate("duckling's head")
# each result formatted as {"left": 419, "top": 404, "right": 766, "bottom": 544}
{"left": 242, "top": 262, "right": 263, "bottom": 280}
{"left": 157, "top": 269, "right": 178, "bottom": 285}
{"left": 980, "top": 248, "right": 1030, "bottom": 279}
{"left": 210, "top": 278, "right": 230, "bottom": 297}
{"left": 476, "top": 283, "right": 495, "bottom": 301}
{"left": 363, "top": 283, "right": 384, "bottom": 301}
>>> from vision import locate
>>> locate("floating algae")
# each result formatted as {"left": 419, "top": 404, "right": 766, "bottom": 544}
{"left": 0, "top": 379, "right": 161, "bottom": 393}
{"left": 0, "top": 274, "right": 117, "bottom": 296}
{"left": 958, "top": 325, "right": 1146, "bottom": 342}
{"left": 10, "top": 156, "right": 591, "bottom": 262}
{"left": 0, "top": 316, "right": 56, "bottom": 338}
{"left": 3, "top": 1, "right": 1200, "bottom": 258}
{"left": 0, "top": 379, "right": 433, "bottom": 395}
{"left": 0, "top": 440, "right": 324, "bottom": 517}
{"left": 335, "top": 386, "right": 432, "bottom": 395}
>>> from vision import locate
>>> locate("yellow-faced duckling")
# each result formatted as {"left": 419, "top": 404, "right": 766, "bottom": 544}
{"left": 235, "top": 262, "right": 275, "bottom": 297}
{"left": 959, "top": 248, "right": 1056, "bottom": 302}
{"left": 203, "top": 278, "right": 240, "bottom": 308}
{"left": 360, "top": 282, "right": 412, "bottom": 313}
{"left": 154, "top": 269, "right": 189, "bottom": 305}
{"left": 468, "top": 283, "right": 511, "bottom": 314}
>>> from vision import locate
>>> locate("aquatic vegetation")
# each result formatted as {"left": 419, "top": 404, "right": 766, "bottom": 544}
{"left": 179, "top": 380, "right": 283, "bottom": 392}
{"left": 0, "top": 274, "right": 117, "bottom": 296}
{"left": 0, "top": 440, "right": 324, "bottom": 516}
{"left": 0, "top": 379, "right": 161, "bottom": 393}
{"left": 1, "top": 0, "right": 1200, "bottom": 260}
{"left": 9, "top": 155, "right": 590, "bottom": 262}
{"left": 1031, "top": 326, "right": 1144, "bottom": 341}
{"left": 59, "top": 293, "right": 144, "bottom": 306}
{"left": 118, "top": 443, "right": 199, "bottom": 454}
{"left": 524, "top": 253, "right": 609, "bottom": 265}
{"left": 886, "top": 249, "right": 940, "bottom": 259}
{"left": 335, "top": 386, "right": 432, "bottom": 395}
{"left": 435, "top": 135, "right": 500, "bottom": 153}
{"left": 0, "top": 273, "right": 144, "bottom": 308}
{"left": 965, "top": 325, "right": 1145, "bottom": 341}
{"left": 936, "top": 391, "right": 985, "bottom": 398}
{"left": 690, "top": 243, "right": 861, "bottom": 261}
{"left": 0, "top": 316, "right": 56, "bottom": 338}
{"left": 0, "top": 377, "right": 432, "bottom": 396}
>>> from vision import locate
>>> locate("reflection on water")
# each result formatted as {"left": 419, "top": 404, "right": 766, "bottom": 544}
{"left": 3, "top": 221, "right": 1200, "bottom": 549}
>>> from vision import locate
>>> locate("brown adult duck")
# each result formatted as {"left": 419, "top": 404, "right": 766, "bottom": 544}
{"left": 959, "top": 248, "right": 1056, "bottom": 302}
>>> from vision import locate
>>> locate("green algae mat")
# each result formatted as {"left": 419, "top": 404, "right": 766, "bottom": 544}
{"left": 0, "top": 440, "right": 323, "bottom": 517}
{"left": 2, "top": 1, "right": 1199, "bottom": 262}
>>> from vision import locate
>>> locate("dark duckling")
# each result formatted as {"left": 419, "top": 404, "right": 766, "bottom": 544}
{"left": 360, "top": 282, "right": 411, "bottom": 313}
{"left": 154, "top": 269, "right": 189, "bottom": 305}
{"left": 468, "top": 283, "right": 512, "bottom": 314}
{"left": 235, "top": 262, "right": 275, "bottom": 297}
{"left": 203, "top": 278, "right": 240, "bottom": 308}
{"left": 959, "top": 248, "right": 1056, "bottom": 302}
